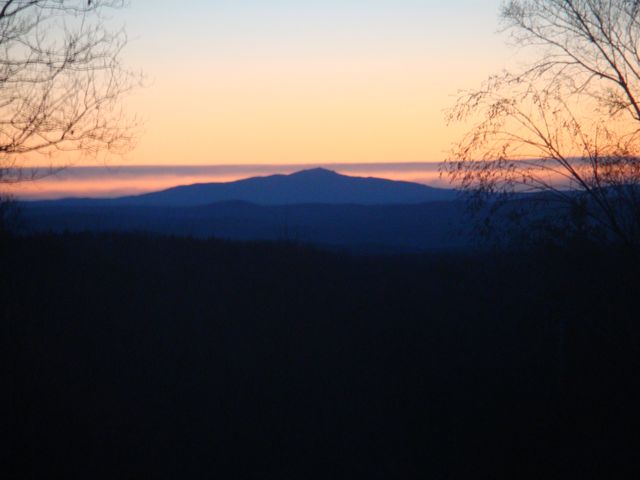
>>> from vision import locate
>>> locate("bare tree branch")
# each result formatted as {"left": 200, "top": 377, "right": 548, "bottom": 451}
{"left": 0, "top": 0, "right": 140, "bottom": 186}
{"left": 445, "top": 0, "right": 640, "bottom": 248}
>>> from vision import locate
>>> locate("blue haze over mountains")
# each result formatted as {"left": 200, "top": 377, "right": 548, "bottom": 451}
{"left": 23, "top": 169, "right": 468, "bottom": 252}
{"left": 45, "top": 168, "right": 457, "bottom": 206}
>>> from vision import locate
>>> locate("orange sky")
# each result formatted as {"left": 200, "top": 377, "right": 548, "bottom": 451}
{"left": 113, "top": 1, "right": 511, "bottom": 167}
{"left": 11, "top": 1, "right": 518, "bottom": 198}
{"left": 12, "top": 163, "right": 446, "bottom": 199}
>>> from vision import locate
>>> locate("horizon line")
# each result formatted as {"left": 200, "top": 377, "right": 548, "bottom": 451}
{"left": 7, "top": 162, "right": 450, "bottom": 200}
{"left": 15, "top": 161, "right": 445, "bottom": 170}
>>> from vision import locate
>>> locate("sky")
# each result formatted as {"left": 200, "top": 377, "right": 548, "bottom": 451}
{"left": 16, "top": 0, "right": 515, "bottom": 198}
{"left": 16, "top": 163, "right": 446, "bottom": 199}
{"left": 122, "top": 0, "right": 508, "bottom": 166}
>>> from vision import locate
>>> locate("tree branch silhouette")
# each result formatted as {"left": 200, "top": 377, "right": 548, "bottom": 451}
{"left": 0, "top": 0, "right": 140, "bottom": 187}
{"left": 446, "top": 0, "right": 640, "bottom": 248}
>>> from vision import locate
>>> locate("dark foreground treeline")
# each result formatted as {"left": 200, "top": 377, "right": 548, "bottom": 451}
{"left": 1, "top": 233, "right": 639, "bottom": 479}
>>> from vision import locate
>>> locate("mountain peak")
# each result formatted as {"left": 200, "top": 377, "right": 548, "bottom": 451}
{"left": 288, "top": 168, "right": 340, "bottom": 178}
{"left": 117, "top": 167, "right": 457, "bottom": 206}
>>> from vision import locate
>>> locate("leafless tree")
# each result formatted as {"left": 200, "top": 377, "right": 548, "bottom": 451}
{"left": 446, "top": 0, "right": 640, "bottom": 248}
{"left": 0, "top": 0, "right": 139, "bottom": 188}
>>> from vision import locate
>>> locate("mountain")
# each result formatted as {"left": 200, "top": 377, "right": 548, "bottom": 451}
{"left": 22, "top": 201, "right": 469, "bottom": 253}
{"left": 106, "top": 168, "right": 457, "bottom": 206}
{"left": 22, "top": 168, "right": 464, "bottom": 252}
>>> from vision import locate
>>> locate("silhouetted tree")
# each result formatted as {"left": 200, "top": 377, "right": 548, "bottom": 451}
{"left": 0, "top": 193, "right": 18, "bottom": 238}
{"left": 0, "top": 0, "right": 139, "bottom": 187}
{"left": 446, "top": 0, "right": 640, "bottom": 249}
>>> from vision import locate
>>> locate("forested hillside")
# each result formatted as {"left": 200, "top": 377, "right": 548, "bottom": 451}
{"left": 2, "top": 233, "right": 638, "bottom": 479}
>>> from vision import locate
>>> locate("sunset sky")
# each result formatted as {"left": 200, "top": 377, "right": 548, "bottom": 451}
{"left": 123, "top": 0, "right": 508, "bottom": 166}
{"left": 18, "top": 1, "right": 515, "bottom": 198}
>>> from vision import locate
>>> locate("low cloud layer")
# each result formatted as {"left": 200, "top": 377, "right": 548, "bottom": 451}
{"left": 10, "top": 163, "right": 449, "bottom": 200}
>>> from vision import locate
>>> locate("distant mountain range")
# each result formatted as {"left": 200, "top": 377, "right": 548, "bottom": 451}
{"left": 22, "top": 169, "right": 466, "bottom": 252}
{"left": 119, "top": 168, "right": 457, "bottom": 206}
{"left": 22, "top": 201, "right": 468, "bottom": 253}
{"left": 38, "top": 168, "right": 458, "bottom": 206}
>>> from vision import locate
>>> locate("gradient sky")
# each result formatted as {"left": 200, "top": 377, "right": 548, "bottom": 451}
{"left": 12, "top": 1, "right": 519, "bottom": 198}
{"left": 118, "top": 0, "right": 508, "bottom": 166}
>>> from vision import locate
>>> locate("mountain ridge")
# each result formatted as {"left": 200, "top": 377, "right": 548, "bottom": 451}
{"left": 22, "top": 200, "right": 468, "bottom": 252}
{"left": 102, "top": 168, "right": 458, "bottom": 206}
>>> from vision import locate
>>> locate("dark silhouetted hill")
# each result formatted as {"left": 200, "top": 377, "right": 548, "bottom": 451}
{"left": 122, "top": 168, "right": 457, "bottom": 206}
{"left": 21, "top": 169, "right": 467, "bottom": 251}
{"left": 36, "top": 168, "right": 457, "bottom": 207}
{"left": 21, "top": 200, "right": 468, "bottom": 252}
{"left": 2, "top": 232, "right": 639, "bottom": 479}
